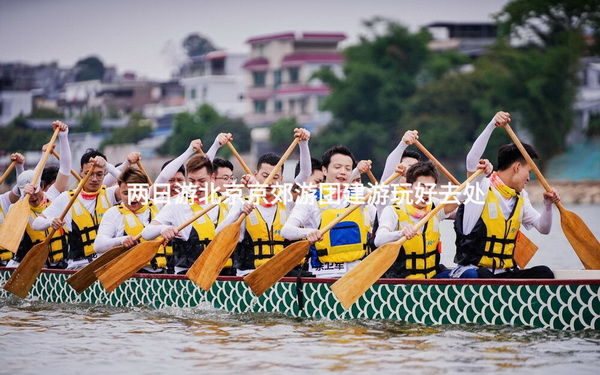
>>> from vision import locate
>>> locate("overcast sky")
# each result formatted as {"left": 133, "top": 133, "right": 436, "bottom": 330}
{"left": 0, "top": 0, "right": 510, "bottom": 81}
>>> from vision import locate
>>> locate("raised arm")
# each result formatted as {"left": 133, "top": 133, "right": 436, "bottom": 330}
{"left": 466, "top": 111, "right": 509, "bottom": 175}
{"left": 53, "top": 121, "right": 72, "bottom": 193}
{"left": 293, "top": 128, "right": 311, "bottom": 184}
{"left": 381, "top": 130, "right": 418, "bottom": 182}
{"left": 155, "top": 139, "right": 202, "bottom": 184}
{"left": 205, "top": 133, "right": 232, "bottom": 161}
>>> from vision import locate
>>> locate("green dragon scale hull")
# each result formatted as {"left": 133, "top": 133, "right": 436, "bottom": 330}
{"left": 1, "top": 268, "right": 599, "bottom": 331}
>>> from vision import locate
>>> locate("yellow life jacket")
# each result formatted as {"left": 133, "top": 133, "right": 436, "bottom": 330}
{"left": 116, "top": 201, "right": 169, "bottom": 270}
{"left": 314, "top": 199, "right": 370, "bottom": 264}
{"left": 454, "top": 187, "right": 524, "bottom": 270}
{"left": 393, "top": 203, "right": 441, "bottom": 279}
{"left": 68, "top": 186, "right": 111, "bottom": 259}
{"left": 243, "top": 200, "right": 291, "bottom": 269}
{"left": 17, "top": 199, "right": 68, "bottom": 264}
{"left": 477, "top": 188, "right": 523, "bottom": 269}
{"left": 191, "top": 199, "right": 230, "bottom": 267}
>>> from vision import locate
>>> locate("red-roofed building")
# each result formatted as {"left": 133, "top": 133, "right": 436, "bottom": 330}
{"left": 243, "top": 31, "right": 346, "bottom": 130}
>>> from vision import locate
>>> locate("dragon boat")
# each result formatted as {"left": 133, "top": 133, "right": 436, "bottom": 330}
{"left": 1, "top": 267, "right": 599, "bottom": 331}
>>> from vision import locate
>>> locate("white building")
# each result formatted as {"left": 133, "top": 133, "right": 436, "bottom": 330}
{"left": 0, "top": 91, "right": 32, "bottom": 126}
{"left": 242, "top": 32, "right": 346, "bottom": 131}
{"left": 179, "top": 51, "right": 248, "bottom": 118}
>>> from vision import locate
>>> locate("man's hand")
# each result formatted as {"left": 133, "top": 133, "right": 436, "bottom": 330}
{"left": 306, "top": 230, "right": 324, "bottom": 244}
{"left": 401, "top": 225, "right": 418, "bottom": 240}
{"left": 402, "top": 130, "right": 419, "bottom": 145}
{"left": 160, "top": 226, "right": 181, "bottom": 242}
{"left": 357, "top": 160, "right": 372, "bottom": 174}
{"left": 52, "top": 120, "right": 69, "bottom": 133}
{"left": 477, "top": 159, "right": 493, "bottom": 175}
{"left": 127, "top": 152, "right": 142, "bottom": 164}
{"left": 294, "top": 128, "right": 311, "bottom": 141}
{"left": 543, "top": 189, "right": 561, "bottom": 205}
{"left": 494, "top": 111, "right": 511, "bottom": 127}
{"left": 22, "top": 183, "right": 39, "bottom": 196}
{"left": 241, "top": 202, "right": 256, "bottom": 215}
{"left": 216, "top": 133, "right": 232, "bottom": 146}
{"left": 190, "top": 139, "right": 203, "bottom": 152}
{"left": 122, "top": 235, "right": 139, "bottom": 248}
{"left": 240, "top": 174, "right": 258, "bottom": 187}
{"left": 10, "top": 153, "right": 25, "bottom": 165}
{"left": 51, "top": 217, "right": 65, "bottom": 230}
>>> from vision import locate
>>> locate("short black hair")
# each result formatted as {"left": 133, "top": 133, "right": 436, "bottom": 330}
{"left": 405, "top": 161, "right": 438, "bottom": 184}
{"left": 295, "top": 157, "right": 322, "bottom": 177}
{"left": 213, "top": 157, "right": 234, "bottom": 172}
{"left": 41, "top": 166, "right": 59, "bottom": 189}
{"left": 497, "top": 143, "right": 538, "bottom": 171}
{"left": 257, "top": 153, "right": 281, "bottom": 171}
{"left": 322, "top": 145, "right": 356, "bottom": 169}
{"left": 80, "top": 148, "right": 106, "bottom": 168}
{"left": 161, "top": 159, "right": 185, "bottom": 176}
{"left": 401, "top": 150, "right": 421, "bottom": 162}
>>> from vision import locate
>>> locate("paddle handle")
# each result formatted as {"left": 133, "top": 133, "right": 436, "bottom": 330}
{"left": 30, "top": 127, "right": 61, "bottom": 188}
{"left": 264, "top": 137, "right": 300, "bottom": 186}
{"left": 366, "top": 170, "right": 378, "bottom": 185}
{"left": 504, "top": 124, "right": 564, "bottom": 210}
{"left": 317, "top": 171, "right": 402, "bottom": 237}
{"left": 136, "top": 161, "right": 152, "bottom": 186}
{"left": 46, "top": 164, "right": 96, "bottom": 238}
{"left": 415, "top": 141, "right": 459, "bottom": 185}
{"left": 174, "top": 203, "right": 220, "bottom": 233}
{"left": 0, "top": 161, "right": 16, "bottom": 185}
{"left": 226, "top": 142, "right": 253, "bottom": 175}
{"left": 51, "top": 150, "right": 82, "bottom": 182}
{"left": 393, "top": 169, "right": 484, "bottom": 247}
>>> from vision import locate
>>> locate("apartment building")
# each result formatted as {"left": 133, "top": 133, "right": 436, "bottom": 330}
{"left": 243, "top": 31, "right": 346, "bottom": 130}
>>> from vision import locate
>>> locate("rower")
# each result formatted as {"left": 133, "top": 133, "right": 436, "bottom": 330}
{"left": 141, "top": 155, "right": 230, "bottom": 275}
{"left": 281, "top": 145, "right": 376, "bottom": 278}
{"left": 0, "top": 153, "right": 25, "bottom": 265}
{"left": 452, "top": 111, "right": 560, "bottom": 279}
{"left": 32, "top": 149, "right": 120, "bottom": 270}
{"left": 94, "top": 167, "right": 169, "bottom": 273}
{"left": 216, "top": 128, "right": 313, "bottom": 277}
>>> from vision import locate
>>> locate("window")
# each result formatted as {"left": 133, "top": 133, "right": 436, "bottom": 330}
{"left": 300, "top": 98, "right": 307, "bottom": 114}
{"left": 190, "top": 88, "right": 196, "bottom": 99}
{"left": 254, "top": 100, "right": 266, "bottom": 113}
{"left": 253, "top": 71, "right": 266, "bottom": 87}
{"left": 257, "top": 44, "right": 265, "bottom": 57}
{"left": 274, "top": 100, "right": 283, "bottom": 113}
{"left": 288, "top": 99, "right": 296, "bottom": 114}
{"left": 273, "top": 70, "right": 281, "bottom": 89}
{"left": 288, "top": 67, "right": 299, "bottom": 83}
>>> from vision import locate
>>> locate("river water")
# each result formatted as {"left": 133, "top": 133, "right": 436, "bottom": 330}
{"left": 1, "top": 205, "right": 599, "bottom": 374}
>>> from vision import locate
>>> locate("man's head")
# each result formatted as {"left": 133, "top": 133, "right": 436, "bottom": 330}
{"left": 497, "top": 142, "right": 539, "bottom": 192}
{"left": 186, "top": 155, "right": 213, "bottom": 197}
{"left": 405, "top": 161, "right": 438, "bottom": 209}
{"left": 161, "top": 159, "right": 186, "bottom": 197}
{"left": 212, "top": 157, "right": 235, "bottom": 191}
{"left": 295, "top": 157, "right": 324, "bottom": 186}
{"left": 398, "top": 150, "right": 421, "bottom": 184}
{"left": 17, "top": 169, "right": 44, "bottom": 207}
{"left": 80, "top": 148, "right": 107, "bottom": 193}
{"left": 321, "top": 145, "right": 356, "bottom": 184}
{"left": 255, "top": 153, "right": 282, "bottom": 186}
{"left": 118, "top": 167, "right": 150, "bottom": 212}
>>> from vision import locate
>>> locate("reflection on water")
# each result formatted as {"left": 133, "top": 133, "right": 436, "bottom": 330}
{"left": 1, "top": 205, "right": 599, "bottom": 374}
{"left": 1, "top": 299, "right": 599, "bottom": 375}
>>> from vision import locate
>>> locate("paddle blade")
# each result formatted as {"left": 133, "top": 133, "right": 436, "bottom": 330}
{"left": 331, "top": 243, "right": 401, "bottom": 310}
{"left": 244, "top": 241, "right": 311, "bottom": 296}
{"left": 0, "top": 199, "right": 30, "bottom": 253}
{"left": 186, "top": 223, "right": 240, "bottom": 291}
{"left": 66, "top": 245, "right": 129, "bottom": 294}
{"left": 95, "top": 240, "right": 161, "bottom": 293}
{"left": 559, "top": 208, "right": 600, "bottom": 269}
{"left": 3, "top": 241, "right": 49, "bottom": 298}
{"left": 513, "top": 231, "right": 538, "bottom": 269}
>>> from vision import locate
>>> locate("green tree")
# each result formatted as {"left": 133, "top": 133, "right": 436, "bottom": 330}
{"left": 75, "top": 56, "right": 105, "bottom": 81}
{"left": 27, "top": 107, "right": 65, "bottom": 119}
{"left": 269, "top": 118, "right": 299, "bottom": 154}
{"left": 74, "top": 110, "right": 102, "bottom": 133}
{"left": 100, "top": 113, "right": 153, "bottom": 150}
{"left": 158, "top": 104, "right": 250, "bottom": 156}
{"left": 183, "top": 33, "right": 217, "bottom": 57}
{"left": 312, "top": 17, "right": 433, "bottom": 176}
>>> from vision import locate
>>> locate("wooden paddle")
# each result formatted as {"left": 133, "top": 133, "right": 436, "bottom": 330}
{"left": 51, "top": 150, "right": 82, "bottom": 182}
{"left": 95, "top": 203, "right": 220, "bottom": 293}
{"left": 414, "top": 140, "right": 539, "bottom": 268}
{"left": 366, "top": 169, "right": 378, "bottom": 185}
{"left": 187, "top": 138, "right": 301, "bottom": 291}
{"left": 331, "top": 169, "right": 484, "bottom": 309}
{"left": 0, "top": 161, "right": 17, "bottom": 185}
{"left": 3, "top": 163, "right": 96, "bottom": 298}
{"left": 136, "top": 161, "right": 152, "bottom": 186}
{"left": 244, "top": 170, "right": 402, "bottom": 296}
{"left": 65, "top": 234, "right": 140, "bottom": 293}
{"left": 504, "top": 124, "right": 600, "bottom": 269}
{"left": 0, "top": 127, "right": 60, "bottom": 253}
